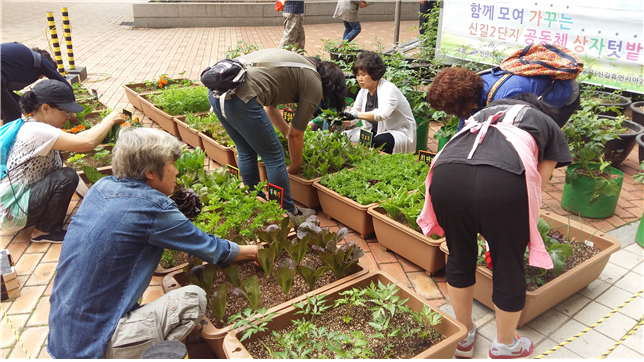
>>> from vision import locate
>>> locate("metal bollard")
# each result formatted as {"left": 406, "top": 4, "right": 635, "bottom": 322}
{"left": 46, "top": 11, "right": 66, "bottom": 75}
{"left": 61, "top": 7, "right": 75, "bottom": 70}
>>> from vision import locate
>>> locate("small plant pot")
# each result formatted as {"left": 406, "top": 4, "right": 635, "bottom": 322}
{"left": 313, "top": 180, "right": 377, "bottom": 237}
{"left": 597, "top": 117, "right": 644, "bottom": 166}
{"left": 288, "top": 174, "right": 322, "bottom": 208}
{"left": 222, "top": 271, "right": 467, "bottom": 359}
{"left": 441, "top": 211, "right": 621, "bottom": 328}
{"left": 631, "top": 101, "right": 644, "bottom": 128}
{"left": 405, "top": 58, "right": 435, "bottom": 79}
{"left": 637, "top": 133, "right": 644, "bottom": 163}
{"left": 582, "top": 90, "right": 632, "bottom": 117}
{"left": 636, "top": 210, "right": 644, "bottom": 248}
{"left": 199, "top": 133, "right": 237, "bottom": 167}
{"left": 139, "top": 94, "right": 180, "bottom": 138}
{"left": 561, "top": 163, "right": 624, "bottom": 218}
{"left": 175, "top": 118, "right": 204, "bottom": 150}
{"left": 123, "top": 83, "right": 148, "bottom": 110}
{"left": 163, "top": 262, "right": 368, "bottom": 358}
{"left": 368, "top": 206, "right": 446, "bottom": 275}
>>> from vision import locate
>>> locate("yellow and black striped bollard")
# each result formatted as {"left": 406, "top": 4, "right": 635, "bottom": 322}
{"left": 46, "top": 11, "right": 66, "bottom": 75}
{"left": 61, "top": 7, "right": 75, "bottom": 70}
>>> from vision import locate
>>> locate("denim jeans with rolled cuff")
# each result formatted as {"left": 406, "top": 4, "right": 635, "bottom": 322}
{"left": 343, "top": 21, "right": 361, "bottom": 42}
{"left": 25, "top": 167, "right": 79, "bottom": 233}
{"left": 208, "top": 93, "right": 296, "bottom": 212}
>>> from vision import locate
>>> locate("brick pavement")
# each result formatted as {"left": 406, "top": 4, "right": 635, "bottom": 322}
{"left": 1, "top": 1, "right": 642, "bottom": 359}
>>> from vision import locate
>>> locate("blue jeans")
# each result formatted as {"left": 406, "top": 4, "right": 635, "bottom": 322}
{"left": 208, "top": 93, "right": 296, "bottom": 212}
{"left": 343, "top": 21, "right": 361, "bottom": 42}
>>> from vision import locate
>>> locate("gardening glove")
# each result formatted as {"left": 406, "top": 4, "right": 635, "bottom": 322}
{"left": 339, "top": 111, "right": 357, "bottom": 121}
{"left": 275, "top": 0, "right": 285, "bottom": 12}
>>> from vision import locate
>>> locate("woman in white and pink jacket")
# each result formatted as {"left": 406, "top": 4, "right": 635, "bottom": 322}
{"left": 340, "top": 51, "right": 416, "bottom": 154}
{"left": 417, "top": 93, "right": 571, "bottom": 359}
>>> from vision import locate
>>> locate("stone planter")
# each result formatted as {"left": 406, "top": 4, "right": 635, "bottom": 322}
{"left": 222, "top": 272, "right": 468, "bottom": 359}
{"left": 162, "top": 261, "right": 368, "bottom": 358}
{"left": 441, "top": 211, "right": 621, "bottom": 328}
{"left": 288, "top": 174, "right": 322, "bottom": 208}
{"left": 139, "top": 94, "right": 180, "bottom": 138}
{"left": 368, "top": 206, "right": 446, "bottom": 275}
{"left": 312, "top": 180, "right": 377, "bottom": 237}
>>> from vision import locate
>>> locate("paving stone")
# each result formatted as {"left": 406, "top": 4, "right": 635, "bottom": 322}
{"left": 594, "top": 310, "right": 638, "bottom": 341}
{"left": 406, "top": 272, "right": 441, "bottom": 300}
{"left": 577, "top": 278, "right": 612, "bottom": 299}
{"left": 24, "top": 242, "right": 50, "bottom": 254}
{"left": 14, "top": 253, "right": 43, "bottom": 276}
{"left": 7, "top": 326, "right": 48, "bottom": 359}
{"left": 344, "top": 233, "right": 368, "bottom": 252}
{"left": 1, "top": 233, "right": 15, "bottom": 249}
{"left": 6, "top": 286, "right": 46, "bottom": 315}
{"left": 317, "top": 211, "right": 336, "bottom": 227}
{"left": 553, "top": 293, "right": 591, "bottom": 317}
{"left": 25, "top": 262, "right": 56, "bottom": 286}
{"left": 378, "top": 262, "right": 411, "bottom": 288}
{"left": 595, "top": 285, "right": 639, "bottom": 313}
{"left": 6, "top": 242, "right": 28, "bottom": 265}
{"left": 525, "top": 308, "right": 568, "bottom": 337}
{"left": 149, "top": 275, "right": 164, "bottom": 286}
{"left": 598, "top": 262, "right": 630, "bottom": 284}
{"left": 396, "top": 255, "right": 423, "bottom": 272}
{"left": 17, "top": 276, "right": 28, "bottom": 290}
{"left": 606, "top": 344, "right": 642, "bottom": 358}
{"left": 368, "top": 242, "right": 398, "bottom": 264}
{"left": 12, "top": 229, "right": 34, "bottom": 244}
{"left": 425, "top": 298, "right": 446, "bottom": 310}
{"left": 26, "top": 296, "right": 50, "bottom": 327}
{"left": 1, "top": 348, "right": 10, "bottom": 359}
{"left": 471, "top": 335, "right": 492, "bottom": 359}
{"left": 573, "top": 301, "right": 612, "bottom": 326}
{"left": 623, "top": 242, "right": 644, "bottom": 255}
{"left": 41, "top": 244, "right": 62, "bottom": 263}
{"left": 621, "top": 324, "right": 643, "bottom": 354}
{"left": 43, "top": 277, "right": 55, "bottom": 296}
{"left": 563, "top": 329, "right": 616, "bottom": 358}
{"left": 614, "top": 272, "right": 643, "bottom": 294}
{"left": 359, "top": 252, "right": 378, "bottom": 272}
{"left": 610, "top": 249, "right": 643, "bottom": 270}
{"left": 0, "top": 314, "right": 29, "bottom": 348}
{"left": 533, "top": 338, "right": 583, "bottom": 359}
{"left": 436, "top": 281, "right": 450, "bottom": 300}
{"left": 38, "top": 347, "right": 52, "bottom": 359}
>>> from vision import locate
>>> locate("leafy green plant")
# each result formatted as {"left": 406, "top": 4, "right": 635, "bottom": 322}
{"left": 150, "top": 85, "right": 210, "bottom": 116}
{"left": 293, "top": 294, "right": 332, "bottom": 321}
{"left": 224, "top": 40, "right": 261, "bottom": 59}
{"left": 417, "top": 1, "right": 442, "bottom": 60}
{"left": 633, "top": 162, "right": 644, "bottom": 184}
{"left": 408, "top": 305, "right": 443, "bottom": 340}
{"left": 312, "top": 240, "right": 364, "bottom": 279}
{"left": 334, "top": 287, "right": 367, "bottom": 324}
{"left": 323, "top": 39, "right": 360, "bottom": 55}
{"left": 274, "top": 258, "right": 296, "bottom": 296}
{"left": 296, "top": 260, "right": 329, "bottom": 290}
{"left": 82, "top": 166, "right": 106, "bottom": 184}
{"left": 365, "top": 280, "right": 411, "bottom": 321}
{"left": 229, "top": 307, "right": 277, "bottom": 342}
{"left": 66, "top": 153, "right": 87, "bottom": 164}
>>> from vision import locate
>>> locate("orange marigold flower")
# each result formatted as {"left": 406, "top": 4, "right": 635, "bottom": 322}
{"left": 77, "top": 125, "right": 85, "bottom": 131}
{"left": 122, "top": 122, "right": 132, "bottom": 128}
{"left": 62, "top": 129, "right": 69, "bottom": 133}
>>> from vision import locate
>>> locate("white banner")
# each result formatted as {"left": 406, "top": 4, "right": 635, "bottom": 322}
{"left": 439, "top": 0, "right": 644, "bottom": 93}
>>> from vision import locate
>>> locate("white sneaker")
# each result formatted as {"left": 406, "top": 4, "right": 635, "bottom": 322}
{"left": 488, "top": 333, "right": 533, "bottom": 359}
{"left": 454, "top": 319, "right": 476, "bottom": 358}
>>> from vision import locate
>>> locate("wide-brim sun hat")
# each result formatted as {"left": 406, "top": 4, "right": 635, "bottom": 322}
{"left": 31, "top": 79, "right": 84, "bottom": 113}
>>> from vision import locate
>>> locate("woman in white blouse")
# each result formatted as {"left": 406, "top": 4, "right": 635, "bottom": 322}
{"left": 340, "top": 51, "right": 416, "bottom": 154}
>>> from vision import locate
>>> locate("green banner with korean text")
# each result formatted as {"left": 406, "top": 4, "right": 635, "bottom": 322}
{"left": 438, "top": 0, "right": 644, "bottom": 93}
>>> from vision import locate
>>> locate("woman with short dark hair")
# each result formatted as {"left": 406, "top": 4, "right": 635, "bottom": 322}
{"left": 340, "top": 51, "right": 416, "bottom": 154}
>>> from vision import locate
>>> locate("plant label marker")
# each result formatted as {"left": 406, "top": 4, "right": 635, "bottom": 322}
{"left": 122, "top": 109, "right": 133, "bottom": 122}
{"left": 417, "top": 150, "right": 434, "bottom": 165}
{"left": 282, "top": 108, "right": 294, "bottom": 124}
{"left": 91, "top": 89, "right": 99, "bottom": 100}
{"left": 268, "top": 183, "right": 284, "bottom": 208}
{"left": 359, "top": 129, "right": 373, "bottom": 147}
{"left": 227, "top": 165, "right": 240, "bottom": 179}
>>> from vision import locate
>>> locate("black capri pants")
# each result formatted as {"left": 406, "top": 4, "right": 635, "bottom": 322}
{"left": 430, "top": 163, "right": 530, "bottom": 312}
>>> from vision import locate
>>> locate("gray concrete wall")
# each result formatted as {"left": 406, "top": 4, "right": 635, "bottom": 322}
{"left": 133, "top": 1, "right": 421, "bottom": 28}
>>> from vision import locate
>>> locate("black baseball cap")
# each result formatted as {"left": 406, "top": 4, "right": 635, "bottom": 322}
{"left": 32, "top": 79, "right": 84, "bottom": 113}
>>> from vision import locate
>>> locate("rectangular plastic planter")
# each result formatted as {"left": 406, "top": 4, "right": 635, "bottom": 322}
{"left": 288, "top": 174, "right": 322, "bottom": 208}
{"left": 313, "top": 180, "right": 377, "bottom": 237}
{"left": 122, "top": 83, "right": 148, "bottom": 110}
{"left": 441, "top": 211, "right": 621, "bottom": 328}
{"left": 200, "top": 132, "right": 237, "bottom": 167}
{"left": 174, "top": 117, "right": 205, "bottom": 150}
{"left": 163, "top": 262, "right": 368, "bottom": 358}
{"left": 138, "top": 94, "right": 180, "bottom": 138}
{"left": 222, "top": 271, "right": 468, "bottom": 359}
{"left": 368, "top": 206, "right": 446, "bottom": 275}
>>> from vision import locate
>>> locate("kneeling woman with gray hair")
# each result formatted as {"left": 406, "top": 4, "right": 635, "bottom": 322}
{"left": 48, "top": 128, "right": 259, "bottom": 359}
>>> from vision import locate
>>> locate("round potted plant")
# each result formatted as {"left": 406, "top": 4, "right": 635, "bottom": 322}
{"left": 631, "top": 101, "right": 644, "bottom": 128}
{"left": 580, "top": 89, "right": 631, "bottom": 117}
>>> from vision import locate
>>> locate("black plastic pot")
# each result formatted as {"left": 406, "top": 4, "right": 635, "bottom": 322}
{"left": 328, "top": 50, "right": 363, "bottom": 64}
{"left": 598, "top": 117, "right": 644, "bottom": 166}
{"left": 637, "top": 133, "right": 644, "bottom": 163}
{"left": 583, "top": 91, "right": 632, "bottom": 117}
{"left": 630, "top": 101, "right": 644, "bottom": 128}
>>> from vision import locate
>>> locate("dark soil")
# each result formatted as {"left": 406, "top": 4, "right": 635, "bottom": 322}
{"left": 478, "top": 229, "right": 601, "bottom": 292}
{"left": 394, "top": 213, "right": 422, "bottom": 233}
{"left": 159, "top": 250, "right": 191, "bottom": 269}
{"left": 243, "top": 302, "right": 445, "bottom": 359}
{"left": 574, "top": 167, "right": 621, "bottom": 179}
{"left": 204, "top": 248, "right": 354, "bottom": 329}
{"left": 67, "top": 152, "right": 112, "bottom": 172}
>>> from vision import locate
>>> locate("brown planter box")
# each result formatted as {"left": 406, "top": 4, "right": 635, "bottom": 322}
{"left": 138, "top": 94, "right": 180, "bottom": 138}
{"left": 368, "top": 206, "right": 446, "bottom": 275}
{"left": 258, "top": 161, "right": 267, "bottom": 182}
{"left": 312, "top": 180, "right": 377, "bottom": 237}
{"left": 154, "top": 262, "right": 188, "bottom": 277}
{"left": 440, "top": 210, "right": 621, "bottom": 328}
{"left": 288, "top": 174, "right": 322, "bottom": 208}
{"left": 78, "top": 166, "right": 113, "bottom": 186}
{"left": 123, "top": 83, "right": 148, "bottom": 110}
{"left": 163, "top": 261, "right": 369, "bottom": 358}
{"left": 200, "top": 132, "right": 237, "bottom": 167}
{"left": 222, "top": 272, "right": 468, "bottom": 359}
{"left": 175, "top": 118, "right": 204, "bottom": 150}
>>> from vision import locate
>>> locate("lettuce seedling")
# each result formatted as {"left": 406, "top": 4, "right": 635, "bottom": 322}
{"left": 274, "top": 258, "right": 296, "bottom": 296}
{"left": 256, "top": 217, "right": 291, "bottom": 256}
{"left": 209, "top": 284, "right": 227, "bottom": 323}
{"left": 223, "top": 265, "right": 242, "bottom": 288}
{"left": 312, "top": 240, "right": 364, "bottom": 279}
{"left": 296, "top": 260, "right": 330, "bottom": 290}
{"left": 284, "top": 235, "right": 309, "bottom": 265}
{"left": 232, "top": 275, "right": 260, "bottom": 310}
{"left": 257, "top": 245, "right": 275, "bottom": 277}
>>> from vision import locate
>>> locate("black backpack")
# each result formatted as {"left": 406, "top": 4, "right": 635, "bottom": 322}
{"left": 200, "top": 59, "right": 247, "bottom": 93}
